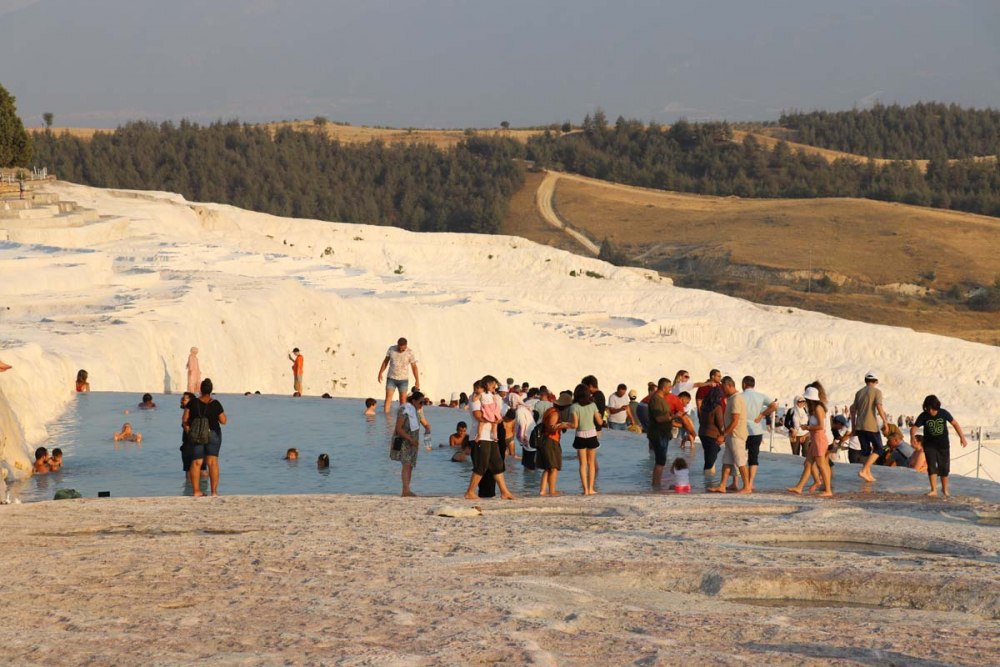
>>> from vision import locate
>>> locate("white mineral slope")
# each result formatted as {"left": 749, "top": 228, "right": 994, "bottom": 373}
{"left": 0, "top": 181, "right": 998, "bottom": 479}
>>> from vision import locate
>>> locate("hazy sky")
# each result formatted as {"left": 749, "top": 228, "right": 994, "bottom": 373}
{"left": 1, "top": 0, "right": 998, "bottom": 128}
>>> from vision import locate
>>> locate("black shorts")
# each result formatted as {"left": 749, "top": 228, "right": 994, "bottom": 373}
{"left": 857, "top": 431, "right": 884, "bottom": 457}
{"left": 522, "top": 449, "right": 537, "bottom": 471}
{"left": 472, "top": 440, "right": 505, "bottom": 477}
{"left": 573, "top": 436, "right": 600, "bottom": 450}
{"left": 746, "top": 434, "right": 763, "bottom": 467}
{"left": 925, "top": 444, "right": 951, "bottom": 477}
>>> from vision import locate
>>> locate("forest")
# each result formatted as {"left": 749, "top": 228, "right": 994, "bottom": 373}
{"left": 30, "top": 121, "right": 525, "bottom": 234}
{"left": 526, "top": 113, "right": 1000, "bottom": 218}
{"left": 779, "top": 102, "right": 1000, "bottom": 159}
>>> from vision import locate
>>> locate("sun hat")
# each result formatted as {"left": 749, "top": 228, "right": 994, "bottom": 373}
{"left": 554, "top": 391, "right": 573, "bottom": 408}
{"left": 498, "top": 384, "right": 509, "bottom": 393}
{"left": 865, "top": 371, "right": 878, "bottom": 381}
{"left": 803, "top": 387, "right": 821, "bottom": 401}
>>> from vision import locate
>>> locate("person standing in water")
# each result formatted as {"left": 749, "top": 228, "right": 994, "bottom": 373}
{"left": 392, "top": 390, "right": 429, "bottom": 497}
{"left": 75, "top": 369, "right": 90, "bottom": 392}
{"left": 911, "top": 395, "right": 968, "bottom": 497}
{"left": 465, "top": 376, "right": 516, "bottom": 500}
{"left": 378, "top": 338, "right": 420, "bottom": 413}
{"left": 289, "top": 348, "right": 304, "bottom": 395}
{"left": 183, "top": 378, "right": 227, "bottom": 497}
{"left": 186, "top": 347, "right": 201, "bottom": 394}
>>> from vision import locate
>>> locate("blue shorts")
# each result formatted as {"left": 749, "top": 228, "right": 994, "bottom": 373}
{"left": 857, "top": 430, "right": 883, "bottom": 457}
{"left": 608, "top": 422, "right": 627, "bottom": 431}
{"left": 386, "top": 378, "right": 410, "bottom": 394}
{"left": 651, "top": 434, "right": 670, "bottom": 466}
{"left": 205, "top": 430, "right": 222, "bottom": 458}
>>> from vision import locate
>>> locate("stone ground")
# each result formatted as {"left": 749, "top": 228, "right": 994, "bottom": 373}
{"left": 2, "top": 492, "right": 1000, "bottom": 666}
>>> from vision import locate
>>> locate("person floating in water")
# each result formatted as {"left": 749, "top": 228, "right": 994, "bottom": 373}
{"left": 138, "top": 393, "right": 157, "bottom": 409}
{"left": 114, "top": 423, "right": 143, "bottom": 443}
{"left": 76, "top": 369, "right": 90, "bottom": 392}
{"left": 186, "top": 347, "right": 201, "bottom": 394}
{"left": 33, "top": 447, "right": 51, "bottom": 474}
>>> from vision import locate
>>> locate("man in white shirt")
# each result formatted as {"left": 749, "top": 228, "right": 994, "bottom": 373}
{"left": 465, "top": 375, "right": 516, "bottom": 501}
{"left": 607, "top": 384, "right": 633, "bottom": 431}
{"left": 377, "top": 337, "right": 420, "bottom": 413}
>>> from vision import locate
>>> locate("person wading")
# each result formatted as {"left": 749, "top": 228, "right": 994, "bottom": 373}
{"left": 183, "top": 378, "right": 227, "bottom": 497}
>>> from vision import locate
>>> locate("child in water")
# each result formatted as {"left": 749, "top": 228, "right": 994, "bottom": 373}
{"left": 364, "top": 398, "right": 377, "bottom": 416}
{"left": 49, "top": 448, "right": 64, "bottom": 472}
{"left": 284, "top": 448, "right": 299, "bottom": 460}
{"left": 114, "top": 423, "right": 142, "bottom": 443}
{"left": 669, "top": 457, "right": 691, "bottom": 493}
{"left": 317, "top": 453, "right": 330, "bottom": 469}
{"left": 449, "top": 422, "right": 470, "bottom": 448}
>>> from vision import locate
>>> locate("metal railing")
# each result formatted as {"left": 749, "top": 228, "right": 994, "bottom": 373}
{"left": 1, "top": 167, "right": 49, "bottom": 185}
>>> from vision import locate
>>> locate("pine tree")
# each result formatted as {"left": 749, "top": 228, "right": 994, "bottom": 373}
{"left": 0, "top": 83, "right": 33, "bottom": 167}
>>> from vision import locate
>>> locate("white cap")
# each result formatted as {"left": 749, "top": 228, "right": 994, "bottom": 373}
{"left": 803, "top": 387, "right": 821, "bottom": 401}
{"left": 865, "top": 370, "right": 878, "bottom": 381}
{"left": 498, "top": 384, "right": 509, "bottom": 392}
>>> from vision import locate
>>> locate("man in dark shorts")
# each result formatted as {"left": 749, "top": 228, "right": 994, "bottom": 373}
{"left": 851, "top": 371, "right": 889, "bottom": 483}
{"left": 647, "top": 377, "right": 674, "bottom": 487}
{"left": 465, "top": 376, "right": 516, "bottom": 500}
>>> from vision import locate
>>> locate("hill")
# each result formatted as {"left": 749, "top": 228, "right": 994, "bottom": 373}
{"left": 505, "top": 170, "right": 1000, "bottom": 345}
{"left": 33, "top": 121, "right": 545, "bottom": 150}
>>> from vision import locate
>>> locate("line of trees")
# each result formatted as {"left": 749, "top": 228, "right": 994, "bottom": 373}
{"left": 526, "top": 113, "right": 1000, "bottom": 218}
{"left": 780, "top": 102, "right": 1000, "bottom": 159}
{"left": 31, "top": 121, "right": 525, "bottom": 233}
{"left": 0, "top": 82, "right": 33, "bottom": 168}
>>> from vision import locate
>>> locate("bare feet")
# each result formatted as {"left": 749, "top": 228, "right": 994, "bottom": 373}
{"left": 726, "top": 484, "right": 738, "bottom": 492}
{"left": 735, "top": 487, "right": 752, "bottom": 494}
{"left": 550, "top": 490, "right": 564, "bottom": 496}
{"left": 807, "top": 482, "right": 821, "bottom": 493}
{"left": 501, "top": 493, "right": 517, "bottom": 500}
{"left": 925, "top": 490, "right": 938, "bottom": 497}
{"left": 463, "top": 492, "right": 479, "bottom": 500}
{"left": 211, "top": 492, "right": 220, "bottom": 497}
{"left": 539, "top": 490, "right": 547, "bottom": 497}
{"left": 858, "top": 470, "right": 876, "bottom": 482}
{"left": 942, "top": 491, "right": 950, "bottom": 498}
{"left": 192, "top": 492, "right": 205, "bottom": 498}
{"left": 403, "top": 491, "right": 417, "bottom": 497}
{"left": 816, "top": 491, "right": 833, "bottom": 497}
{"left": 786, "top": 487, "right": 802, "bottom": 494}
{"left": 706, "top": 486, "right": 724, "bottom": 493}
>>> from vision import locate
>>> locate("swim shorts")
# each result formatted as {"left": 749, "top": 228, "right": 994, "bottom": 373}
{"left": 857, "top": 430, "right": 884, "bottom": 457}
{"left": 472, "top": 439, "right": 505, "bottom": 477}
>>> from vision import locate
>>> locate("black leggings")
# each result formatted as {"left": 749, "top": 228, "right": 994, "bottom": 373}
{"left": 925, "top": 444, "right": 951, "bottom": 477}
{"left": 701, "top": 434, "right": 721, "bottom": 470}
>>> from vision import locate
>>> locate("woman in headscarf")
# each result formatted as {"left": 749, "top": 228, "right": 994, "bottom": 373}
{"left": 698, "top": 385, "right": 726, "bottom": 474}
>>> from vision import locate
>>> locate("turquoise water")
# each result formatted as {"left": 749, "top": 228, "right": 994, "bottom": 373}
{"left": 15, "top": 392, "right": 1000, "bottom": 502}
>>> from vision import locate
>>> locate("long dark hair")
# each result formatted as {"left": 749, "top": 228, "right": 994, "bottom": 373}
{"left": 573, "top": 383, "right": 593, "bottom": 407}
{"left": 200, "top": 378, "right": 214, "bottom": 395}
{"left": 702, "top": 385, "right": 724, "bottom": 413}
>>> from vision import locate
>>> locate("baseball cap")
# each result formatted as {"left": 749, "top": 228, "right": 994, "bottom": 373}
{"left": 833, "top": 414, "right": 848, "bottom": 426}
{"left": 628, "top": 389, "right": 637, "bottom": 399}
{"left": 865, "top": 371, "right": 878, "bottom": 381}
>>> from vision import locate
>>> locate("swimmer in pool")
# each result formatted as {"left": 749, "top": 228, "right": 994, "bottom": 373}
{"left": 33, "top": 447, "right": 51, "bottom": 474}
{"left": 284, "top": 448, "right": 299, "bottom": 460}
{"left": 364, "top": 398, "right": 377, "bottom": 416}
{"left": 138, "top": 393, "right": 157, "bottom": 409}
{"left": 49, "top": 448, "right": 64, "bottom": 472}
{"left": 114, "top": 423, "right": 142, "bottom": 443}
{"left": 317, "top": 453, "right": 330, "bottom": 469}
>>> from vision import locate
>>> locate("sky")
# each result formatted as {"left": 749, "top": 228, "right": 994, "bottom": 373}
{"left": 1, "top": 0, "right": 998, "bottom": 129}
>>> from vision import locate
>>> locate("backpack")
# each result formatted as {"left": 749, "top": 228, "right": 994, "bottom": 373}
{"left": 189, "top": 400, "right": 212, "bottom": 446}
{"left": 783, "top": 409, "right": 795, "bottom": 430}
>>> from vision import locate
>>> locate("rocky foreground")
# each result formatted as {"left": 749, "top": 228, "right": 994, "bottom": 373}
{"left": 2, "top": 492, "right": 1000, "bottom": 666}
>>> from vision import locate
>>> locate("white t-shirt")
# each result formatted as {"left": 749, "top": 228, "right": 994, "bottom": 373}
{"left": 672, "top": 468, "right": 691, "bottom": 488}
{"left": 608, "top": 392, "right": 630, "bottom": 424}
{"left": 672, "top": 381, "right": 695, "bottom": 396}
{"left": 385, "top": 345, "right": 416, "bottom": 381}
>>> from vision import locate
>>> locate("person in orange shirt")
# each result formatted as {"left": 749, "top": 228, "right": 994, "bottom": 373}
{"left": 289, "top": 348, "right": 304, "bottom": 395}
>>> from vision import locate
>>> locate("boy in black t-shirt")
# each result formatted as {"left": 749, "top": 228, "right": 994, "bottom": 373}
{"left": 911, "top": 394, "right": 968, "bottom": 497}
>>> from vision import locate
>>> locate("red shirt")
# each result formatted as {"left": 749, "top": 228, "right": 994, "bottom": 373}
{"left": 666, "top": 393, "right": 685, "bottom": 415}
